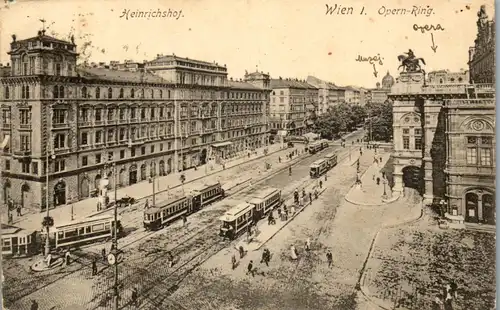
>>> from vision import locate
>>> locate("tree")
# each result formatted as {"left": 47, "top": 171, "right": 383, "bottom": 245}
{"left": 366, "top": 100, "right": 393, "bottom": 142}
{"left": 314, "top": 103, "right": 366, "bottom": 139}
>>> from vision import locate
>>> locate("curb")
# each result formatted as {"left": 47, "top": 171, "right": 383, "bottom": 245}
{"left": 344, "top": 193, "right": 401, "bottom": 207}
{"left": 87, "top": 146, "right": 291, "bottom": 218}
{"left": 357, "top": 202, "right": 425, "bottom": 309}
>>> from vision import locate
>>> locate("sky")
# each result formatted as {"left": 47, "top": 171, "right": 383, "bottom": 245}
{"left": 0, "top": 0, "right": 494, "bottom": 88}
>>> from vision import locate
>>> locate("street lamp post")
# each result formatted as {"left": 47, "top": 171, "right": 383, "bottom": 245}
{"left": 382, "top": 177, "right": 388, "bottom": 199}
{"left": 43, "top": 106, "right": 55, "bottom": 257}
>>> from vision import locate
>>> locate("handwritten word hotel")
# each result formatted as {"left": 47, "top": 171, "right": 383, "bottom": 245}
{"left": 120, "top": 8, "right": 183, "bottom": 20}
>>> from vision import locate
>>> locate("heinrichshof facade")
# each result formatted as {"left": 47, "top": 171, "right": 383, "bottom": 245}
{"left": 391, "top": 5, "right": 495, "bottom": 225}
{"left": 0, "top": 30, "right": 271, "bottom": 210}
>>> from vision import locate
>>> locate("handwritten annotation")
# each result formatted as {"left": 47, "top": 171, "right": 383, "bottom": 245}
{"left": 355, "top": 54, "right": 384, "bottom": 66}
{"left": 120, "top": 9, "right": 184, "bottom": 20}
{"left": 325, "top": 4, "right": 434, "bottom": 17}
{"left": 413, "top": 24, "right": 445, "bottom": 33}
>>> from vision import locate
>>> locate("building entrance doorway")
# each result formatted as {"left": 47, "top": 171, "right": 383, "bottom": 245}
{"left": 402, "top": 166, "right": 422, "bottom": 193}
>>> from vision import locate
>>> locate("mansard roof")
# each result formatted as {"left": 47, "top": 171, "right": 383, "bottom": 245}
{"left": 270, "top": 78, "right": 317, "bottom": 90}
{"left": 77, "top": 67, "right": 169, "bottom": 84}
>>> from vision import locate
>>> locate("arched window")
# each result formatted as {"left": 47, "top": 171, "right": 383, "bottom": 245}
{"left": 4, "top": 86, "right": 9, "bottom": 99}
{"left": 167, "top": 90, "right": 171, "bottom": 98}
{"left": 159, "top": 90, "right": 163, "bottom": 98}
{"left": 81, "top": 86, "right": 87, "bottom": 98}
{"left": 119, "top": 88, "right": 124, "bottom": 98}
{"left": 59, "top": 86, "right": 64, "bottom": 98}
{"left": 53, "top": 85, "right": 59, "bottom": 98}
{"left": 130, "top": 89, "right": 135, "bottom": 98}
{"left": 22, "top": 85, "right": 30, "bottom": 99}
{"left": 458, "top": 77, "right": 463, "bottom": 82}
{"left": 96, "top": 87, "right": 101, "bottom": 99}
{"left": 141, "top": 89, "right": 145, "bottom": 98}
{"left": 150, "top": 89, "right": 154, "bottom": 98}
{"left": 439, "top": 79, "right": 443, "bottom": 84}
{"left": 22, "top": 54, "right": 28, "bottom": 75}
{"left": 108, "top": 87, "right": 113, "bottom": 99}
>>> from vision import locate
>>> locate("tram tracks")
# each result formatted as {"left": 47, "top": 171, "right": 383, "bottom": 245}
{"left": 89, "top": 149, "right": 339, "bottom": 310}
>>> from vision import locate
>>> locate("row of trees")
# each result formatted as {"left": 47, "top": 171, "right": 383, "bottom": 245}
{"left": 313, "top": 100, "right": 393, "bottom": 142}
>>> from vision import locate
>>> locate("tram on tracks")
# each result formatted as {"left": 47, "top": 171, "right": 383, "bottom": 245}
{"left": 247, "top": 187, "right": 282, "bottom": 220}
{"left": 41, "top": 215, "right": 123, "bottom": 251}
{"left": 219, "top": 202, "right": 254, "bottom": 240}
{"left": 308, "top": 140, "right": 330, "bottom": 154}
{"left": 310, "top": 159, "right": 329, "bottom": 178}
{"left": 144, "top": 181, "right": 225, "bottom": 231}
{"left": 1, "top": 224, "right": 38, "bottom": 257}
{"left": 324, "top": 152, "right": 338, "bottom": 168}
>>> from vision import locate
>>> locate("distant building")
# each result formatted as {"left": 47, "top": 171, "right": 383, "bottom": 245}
{"left": 468, "top": 5, "right": 495, "bottom": 84}
{"left": 306, "top": 76, "right": 342, "bottom": 115}
{"left": 368, "top": 71, "right": 394, "bottom": 104}
{"left": 427, "top": 69, "right": 469, "bottom": 84}
{"left": 269, "top": 78, "right": 318, "bottom": 136}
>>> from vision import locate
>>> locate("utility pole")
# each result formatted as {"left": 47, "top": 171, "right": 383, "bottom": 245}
{"left": 44, "top": 105, "right": 54, "bottom": 257}
{"left": 112, "top": 161, "right": 119, "bottom": 310}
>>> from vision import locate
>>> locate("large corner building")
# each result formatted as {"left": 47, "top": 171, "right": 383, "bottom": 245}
{"left": 0, "top": 30, "right": 271, "bottom": 210}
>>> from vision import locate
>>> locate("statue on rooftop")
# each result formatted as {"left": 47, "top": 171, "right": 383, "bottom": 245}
{"left": 397, "top": 49, "right": 426, "bottom": 73}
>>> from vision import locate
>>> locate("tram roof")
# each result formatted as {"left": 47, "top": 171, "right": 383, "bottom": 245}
{"left": 1, "top": 223, "right": 28, "bottom": 235}
{"left": 56, "top": 214, "right": 115, "bottom": 229}
{"left": 312, "top": 159, "right": 327, "bottom": 165}
{"left": 324, "top": 152, "right": 337, "bottom": 158}
{"left": 251, "top": 187, "right": 279, "bottom": 199}
{"left": 192, "top": 181, "right": 220, "bottom": 192}
{"left": 219, "top": 202, "right": 252, "bottom": 221}
{"left": 144, "top": 194, "right": 188, "bottom": 214}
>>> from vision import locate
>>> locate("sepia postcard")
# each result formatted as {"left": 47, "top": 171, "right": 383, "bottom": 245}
{"left": 0, "top": 0, "right": 496, "bottom": 309}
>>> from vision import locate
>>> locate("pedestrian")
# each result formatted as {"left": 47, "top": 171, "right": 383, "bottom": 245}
{"left": 319, "top": 180, "right": 323, "bottom": 189}
{"left": 277, "top": 207, "right": 282, "bottom": 220}
{"left": 379, "top": 156, "right": 382, "bottom": 163}
{"left": 247, "top": 260, "right": 255, "bottom": 277}
{"left": 167, "top": 252, "right": 174, "bottom": 267}
{"left": 290, "top": 245, "right": 298, "bottom": 260}
{"left": 239, "top": 245, "right": 245, "bottom": 258}
{"left": 65, "top": 249, "right": 71, "bottom": 266}
{"left": 290, "top": 205, "right": 296, "bottom": 216}
{"left": 8, "top": 213, "right": 13, "bottom": 224}
{"left": 305, "top": 238, "right": 311, "bottom": 251}
{"left": 182, "top": 215, "right": 187, "bottom": 227}
{"left": 101, "top": 248, "right": 106, "bottom": 262}
{"left": 261, "top": 250, "right": 269, "bottom": 267}
{"left": 309, "top": 192, "right": 312, "bottom": 203}
{"left": 231, "top": 254, "right": 237, "bottom": 270}
{"left": 326, "top": 250, "right": 333, "bottom": 268}
{"left": 144, "top": 199, "right": 149, "bottom": 209}
{"left": 92, "top": 259, "right": 98, "bottom": 276}
{"left": 131, "top": 287, "right": 138, "bottom": 306}
{"left": 16, "top": 205, "right": 21, "bottom": 217}
{"left": 278, "top": 156, "right": 281, "bottom": 163}
{"left": 376, "top": 177, "right": 380, "bottom": 185}
{"left": 382, "top": 171, "right": 386, "bottom": 179}
{"left": 314, "top": 190, "right": 318, "bottom": 200}
{"left": 325, "top": 174, "right": 327, "bottom": 182}
{"left": 30, "top": 300, "right": 39, "bottom": 310}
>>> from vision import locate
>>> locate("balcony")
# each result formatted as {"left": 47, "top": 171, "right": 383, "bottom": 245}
{"left": 13, "top": 149, "right": 31, "bottom": 159}
{"left": 79, "top": 144, "right": 92, "bottom": 151}
{"left": 1, "top": 123, "right": 10, "bottom": 130}
{"left": 53, "top": 147, "right": 71, "bottom": 155}
{"left": 473, "top": 83, "right": 495, "bottom": 94}
{"left": 18, "top": 123, "right": 32, "bottom": 130}
{"left": 93, "top": 120, "right": 104, "bottom": 126}
{"left": 118, "top": 119, "right": 128, "bottom": 124}
{"left": 52, "top": 122, "right": 70, "bottom": 129}
{"left": 78, "top": 120, "right": 92, "bottom": 127}
{"left": 107, "top": 119, "right": 117, "bottom": 125}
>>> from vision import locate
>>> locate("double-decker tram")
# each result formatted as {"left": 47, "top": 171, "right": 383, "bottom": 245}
{"left": 144, "top": 195, "right": 192, "bottom": 231}
{"left": 324, "top": 152, "right": 338, "bottom": 168}
{"left": 247, "top": 187, "right": 282, "bottom": 220}
{"left": 310, "top": 159, "right": 329, "bottom": 178}
{"left": 191, "top": 181, "right": 225, "bottom": 211}
{"left": 219, "top": 202, "right": 254, "bottom": 240}
{"left": 42, "top": 215, "right": 123, "bottom": 250}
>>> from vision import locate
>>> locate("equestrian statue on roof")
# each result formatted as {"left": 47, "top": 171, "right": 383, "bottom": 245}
{"left": 397, "top": 49, "right": 426, "bottom": 73}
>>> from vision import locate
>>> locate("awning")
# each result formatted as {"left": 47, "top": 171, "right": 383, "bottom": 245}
{"left": 1, "top": 135, "right": 10, "bottom": 150}
{"left": 212, "top": 141, "right": 233, "bottom": 148}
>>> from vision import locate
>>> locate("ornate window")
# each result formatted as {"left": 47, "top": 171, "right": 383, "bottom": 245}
{"left": 467, "top": 136, "right": 493, "bottom": 166}
{"left": 108, "top": 87, "right": 113, "bottom": 99}
{"left": 119, "top": 88, "right": 124, "bottom": 98}
{"left": 81, "top": 87, "right": 88, "bottom": 98}
{"left": 130, "top": 89, "right": 135, "bottom": 98}
{"left": 4, "top": 86, "right": 9, "bottom": 99}
{"left": 21, "top": 86, "right": 30, "bottom": 99}
{"left": 96, "top": 87, "right": 101, "bottom": 99}
{"left": 414, "top": 128, "right": 422, "bottom": 150}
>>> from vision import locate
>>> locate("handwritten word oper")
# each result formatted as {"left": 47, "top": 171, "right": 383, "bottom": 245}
{"left": 120, "top": 9, "right": 184, "bottom": 20}
{"left": 355, "top": 54, "right": 384, "bottom": 66}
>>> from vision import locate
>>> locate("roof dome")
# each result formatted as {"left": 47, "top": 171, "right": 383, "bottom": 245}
{"left": 382, "top": 71, "right": 395, "bottom": 89}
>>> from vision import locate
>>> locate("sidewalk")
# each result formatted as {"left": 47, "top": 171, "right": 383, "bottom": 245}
{"left": 344, "top": 150, "right": 399, "bottom": 206}
{"left": 9, "top": 143, "right": 289, "bottom": 232}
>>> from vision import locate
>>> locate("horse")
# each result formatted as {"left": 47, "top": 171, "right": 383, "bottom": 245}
{"left": 397, "top": 55, "right": 426, "bottom": 72}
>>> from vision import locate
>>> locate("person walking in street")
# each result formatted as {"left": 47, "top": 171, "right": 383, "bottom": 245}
{"left": 231, "top": 254, "right": 237, "bottom": 270}
{"left": 8, "top": 213, "right": 13, "bottom": 224}
{"left": 92, "top": 259, "right": 98, "bottom": 276}
{"left": 239, "top": 245, "right": 246, "bottom": 259}
{"left": 305, "top": 238, "right": 311, "bottom": 252}
{"left": 376, "top": 177, "right": 381, "bottom": 185}
{"left": 290, "top": 205, "right": 296, "bottom": 216}
{"left": 182, "top": 215, "right": 187, "bottom": 228}
{"left": 101, "top": 248, "right": 106, "bottom": 262}
{"left": 325, "top": 174, "right": 327, "bottom": 182}
{"left": 290, "top": 245, "right": 298, "bottom": 260}
{"left": 247, "top": 260, "right": 255, "bottom": 277}
{"left": 309, "top": 192, "right": 312, "bottom": 204}
{"left": 379, "top": 156, "right": 382, "bottom": 163}
{"left": 277, "top": 207, "right": 282, "bottom": 220}
{"left": 261, "top": 250, "right": 269, "bottom": 267}
{"left": 65, "top": 249, "right": 71, "bottom": 266}
{"left": 278, "top": 156, "right": 281, "bottom": 163}
{"left": 288, "top": 166, "right": 292, "bottom": 176}
{"left": 16, "top": 204, "right": 21, "bottom": 217}
{"left": 319, "top": 180, "right": 323, "bottom": 189}
{"left": 131, "top": 287, "right": 138, "bottom": 307}
{"left": 326, "top": 250, "right": 333, "bottom": 268}
{"left": 30, "top": 300, "right": 39, "bottom": 310}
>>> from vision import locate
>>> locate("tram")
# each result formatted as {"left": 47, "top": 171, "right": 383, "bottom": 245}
{"left": 41, "top": 215, "right": 123, "bottom": 250}
{"left": 1, "top": 224, "right": 38, "bottom": 257}
{"left": 310, "top": 159, "right": 329, "bottom": 178}
{"left": 319, "top": 139, "right": 330, "bottom": 149}
{"left": 144, "top": 182, "right": 225, "bottom": 231}
{"left": 308, "top": 141, "right": 323, "bottom": 154}
{"left": 247, "top": 187, "right": 282, "bottom": 220}
{"left": 324, "top": 152, "right": 338, "bottom": 168}
{"left": 219, "top": 202, "right": 254, "bottom": 240}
